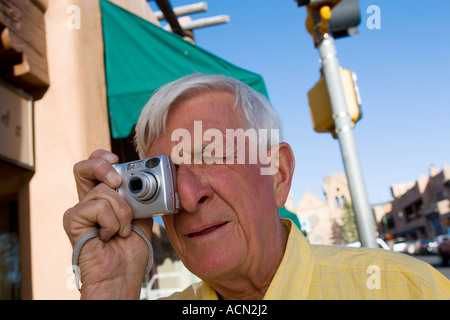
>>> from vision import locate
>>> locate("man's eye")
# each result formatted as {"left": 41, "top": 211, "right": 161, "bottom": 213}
{"left": 203, "top": 156, "right": 223, "bottom": 164}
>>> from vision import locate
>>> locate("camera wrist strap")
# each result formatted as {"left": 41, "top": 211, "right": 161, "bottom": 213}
{"left": 71, "top": 224, "right": 154, "bottom": 292}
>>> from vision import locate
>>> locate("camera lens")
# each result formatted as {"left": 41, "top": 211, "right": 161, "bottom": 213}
{"left": 128, "top": 177, "right": 143, "bottom": 194}
{"left": 127, "top": 171, "right": 158, "bottom": 202}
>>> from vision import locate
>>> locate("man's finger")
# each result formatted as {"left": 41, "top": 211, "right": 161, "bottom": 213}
{"left": 88, "top": 149, "right": 119, "bottom": 164}
{"left": 63, "top": 199, "right": 120, "bottom": 246}
{"left": 74, "top": 158, "right": 122, "bottom": 200}
{"left": 80, "top": 183, "right": 133, "bottom": 239}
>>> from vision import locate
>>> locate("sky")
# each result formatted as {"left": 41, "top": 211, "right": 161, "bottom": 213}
{"left": 149, "top": 0, "right": 450, "bottom": 207}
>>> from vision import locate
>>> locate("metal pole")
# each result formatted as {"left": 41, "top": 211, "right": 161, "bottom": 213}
{"left": 163, "top": 15, "right": 230, "bottom": 32}
{"left": 154, "top": 0, "right": 188, "bottom": 38}
{"left": 318, "top": 34, "right": 378, "bottom": 248}
{"left": 154, "top": 2, "right": 208, "bottom": 20}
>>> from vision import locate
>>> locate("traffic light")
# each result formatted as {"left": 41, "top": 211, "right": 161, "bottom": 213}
{"left": 297, "top": 0, "right": 361, "bottom": 44}
{"left": 328, "top": 0, "right": 361, "bottom": 39}
{"left": 307, "top": 68, "right": 362, "bottom": 138}
{"left": 296, "top": 0, "right": 338, "bottom": 6}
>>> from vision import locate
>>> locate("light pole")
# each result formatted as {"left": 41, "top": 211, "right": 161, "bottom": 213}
{"left": 297, "top": 0, "right": 378, "bottom": 248}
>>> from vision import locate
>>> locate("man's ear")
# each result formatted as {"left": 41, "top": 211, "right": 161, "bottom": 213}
{"left": 270, "top": 142, "right": 295, "bottom": 207}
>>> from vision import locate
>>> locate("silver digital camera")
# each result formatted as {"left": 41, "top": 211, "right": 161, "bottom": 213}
{"left": 113, "top": 156, "right": 179, "bottom": 219}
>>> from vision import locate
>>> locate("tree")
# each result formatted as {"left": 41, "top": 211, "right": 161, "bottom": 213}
{"left": 340, "top": 198, "right": 359, "bottom": 244}
{"left": 330, "top": 198, "right": 360, "bottom": 245}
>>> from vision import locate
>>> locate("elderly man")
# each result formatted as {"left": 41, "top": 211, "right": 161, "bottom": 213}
{"left": 64, "top": 74, "right": 449, "bottom": 300}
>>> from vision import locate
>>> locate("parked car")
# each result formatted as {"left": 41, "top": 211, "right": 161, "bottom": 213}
{"left": 417, "top": 239, "right": 434, "bottom": 255}
{"left": 432, "top": 235, "right": 448, "bottom": 255}
{"left": 391, "top": 238, "right": 434, "bottom": 255}
{"left": 405, "top": 240, "right": 417, "bottom": 255}
{"left": 428, "top": 240, "right": 439, "bottom": 254}
{"left": 438, "top": 235, "right": 450, "bottom": 266}
{"left": 392, "top": 238, "right": 407, "bottom": 253}
{"left": 346, "top": 238, "right": 391, "bottom": 250}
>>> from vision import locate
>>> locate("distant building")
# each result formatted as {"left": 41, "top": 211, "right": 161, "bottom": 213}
{"left": 286, "top": 174, "right": 355, "bottom": 245}
{"left": 376, "top": 165, "right": 450, "bottom": 241}
{"left": 372, "top": 201, "right": 393, "bottom": 237}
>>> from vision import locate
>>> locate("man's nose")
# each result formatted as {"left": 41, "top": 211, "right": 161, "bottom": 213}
{"left": 176, "top": 164, "right": 214, "bottom": 213}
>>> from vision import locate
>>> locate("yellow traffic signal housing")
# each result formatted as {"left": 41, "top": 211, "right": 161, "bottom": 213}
{"left": 307, "top": 67, "right": 362, "bottom": 138}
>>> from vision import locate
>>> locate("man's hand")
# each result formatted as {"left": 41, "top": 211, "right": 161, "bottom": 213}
{"left": 63, "top": 149, "right": 153, "bottom": 299}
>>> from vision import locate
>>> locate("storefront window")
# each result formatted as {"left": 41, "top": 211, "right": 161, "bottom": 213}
{"left": 0, "top": 199, "right": 20, "bottom": 300}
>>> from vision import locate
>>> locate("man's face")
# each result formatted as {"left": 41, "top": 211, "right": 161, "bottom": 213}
{"left": 146, "top": 91, "right": 283, "bottom": 282}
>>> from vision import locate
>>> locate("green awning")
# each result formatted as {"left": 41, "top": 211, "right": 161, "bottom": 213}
{"left": 279, "top": 207, "right": 302, "bottom": 231}
{"left": 100, "top": 0, "right": 269, "bottom": 139}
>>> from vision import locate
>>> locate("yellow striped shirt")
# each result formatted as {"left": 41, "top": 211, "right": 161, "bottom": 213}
{"left": 166, "top": 220, "right": 450, "bottom": 300}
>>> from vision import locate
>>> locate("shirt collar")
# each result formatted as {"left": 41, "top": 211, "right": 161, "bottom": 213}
{"left": 263, "top": 219, "right": 314, "bottom": 299}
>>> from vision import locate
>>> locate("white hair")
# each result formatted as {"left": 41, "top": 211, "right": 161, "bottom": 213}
{"left": 135, "top": 73, "right": 282, "bottom": 158}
